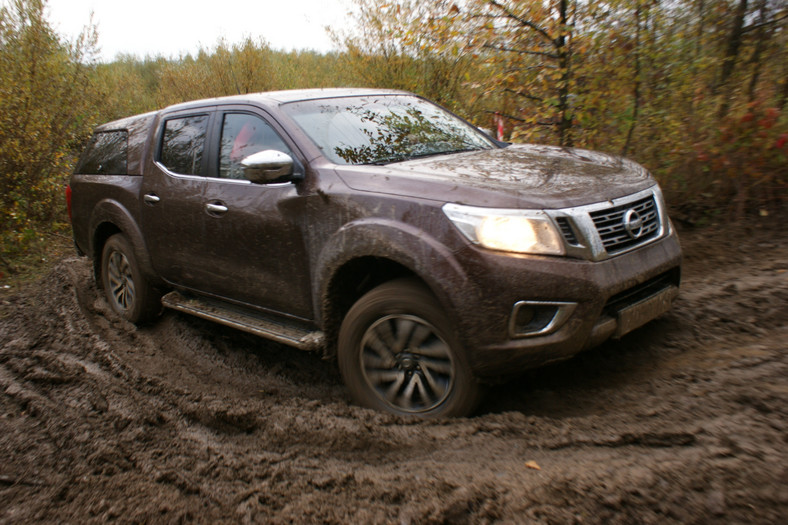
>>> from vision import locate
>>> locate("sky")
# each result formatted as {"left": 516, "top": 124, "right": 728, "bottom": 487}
{"left": 41, "top": 0, "right": 354, "bottom": 61}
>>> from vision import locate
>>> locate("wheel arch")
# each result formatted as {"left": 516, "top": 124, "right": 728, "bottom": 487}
{"left": 316, "top": 218, "right": 475, "bottom": 358}
{"left": 322, "top": 256, "right": 419, "bottom": 357}
{"left": 88, "top": 199, "right": 159, "bottom": 288}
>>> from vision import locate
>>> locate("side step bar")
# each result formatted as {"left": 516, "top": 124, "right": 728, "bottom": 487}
{"left": 161, "top": 291, "right": 324, "bottom": 352}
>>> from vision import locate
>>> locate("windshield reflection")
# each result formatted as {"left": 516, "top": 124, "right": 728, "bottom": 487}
{"left": 283, "top": 96, "right": 494, "bottom": 165}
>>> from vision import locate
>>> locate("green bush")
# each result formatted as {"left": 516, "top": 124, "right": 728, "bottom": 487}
{"left": 0, "top": 0, "right": 98, "bottom": 260}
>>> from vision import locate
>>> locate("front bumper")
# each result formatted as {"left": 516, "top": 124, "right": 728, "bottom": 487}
{"left": 449, "top": 229, "right": 682, "bottom": 379}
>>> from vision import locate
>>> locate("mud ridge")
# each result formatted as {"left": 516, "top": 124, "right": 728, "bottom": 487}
{"left": 1, "top": 222, "right": 786, "bottom": 523}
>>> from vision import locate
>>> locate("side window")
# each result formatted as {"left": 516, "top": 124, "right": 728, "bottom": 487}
{"left": 160, "top": 115, "right": 209, "bottom": 175}
{"left": 219, "top": 113, "right": 292, "bottom": 179}
{"left": 76, "top": 131, "right": 128, "bottom": 175}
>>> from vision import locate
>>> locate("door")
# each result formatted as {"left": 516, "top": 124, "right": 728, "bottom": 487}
{"left": 199, "top": 110, "right": 313, "bottom": 320}
{"left": 141, "top": 111, "right": 214, "bottom": 289}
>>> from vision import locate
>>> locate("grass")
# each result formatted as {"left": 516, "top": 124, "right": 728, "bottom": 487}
{"left": 0, "top": 230, "right": 77, "bottom": 294}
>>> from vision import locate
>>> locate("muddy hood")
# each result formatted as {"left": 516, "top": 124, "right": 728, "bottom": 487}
{"left": 334, "top": 144, "right": 656, "bottom": 209}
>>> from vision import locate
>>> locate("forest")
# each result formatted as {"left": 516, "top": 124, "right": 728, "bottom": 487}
{"left": 1, "top": 0, "right": 786, "bottom": 270}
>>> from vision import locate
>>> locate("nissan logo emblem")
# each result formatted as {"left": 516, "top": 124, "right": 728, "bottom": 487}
{"left": 623, "top": 209, "right": 644, "bottom": 239}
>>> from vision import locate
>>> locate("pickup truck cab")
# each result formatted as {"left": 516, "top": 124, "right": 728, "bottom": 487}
{"left": 68, "top": 88, "right": 681, "bottom": 417}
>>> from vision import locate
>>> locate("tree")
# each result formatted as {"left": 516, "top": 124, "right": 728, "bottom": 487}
{"left": 330, "top": 0, "right": 478, "bottom": 112}
{"left": 0, "top": 0, "right": 99, "bottom": 262}
{"left": 474, "top": 0, "right": 578, "bottom": 146}
{"left": 338, "top": 0, "right": 786, "bottom": 218}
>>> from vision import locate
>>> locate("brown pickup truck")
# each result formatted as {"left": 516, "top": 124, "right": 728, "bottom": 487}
{"left": 67, "top": 88, "right": 681, "bottom": 417}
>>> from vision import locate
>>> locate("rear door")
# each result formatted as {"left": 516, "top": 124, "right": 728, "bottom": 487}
{"left": 140, "top": 109, "right": 215, "bottom": 289}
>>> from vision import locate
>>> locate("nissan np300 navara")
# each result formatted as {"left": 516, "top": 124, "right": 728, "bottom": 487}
{"left": 68, "top": 89, "right": 681, "bottom": 417}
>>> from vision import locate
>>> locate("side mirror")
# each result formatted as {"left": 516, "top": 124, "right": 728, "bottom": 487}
{"left": 241, "top": 150, "right": 294, "bottom": 183}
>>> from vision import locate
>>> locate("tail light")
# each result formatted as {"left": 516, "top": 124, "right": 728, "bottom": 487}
{"left": 66, "top": 184, "right": 73, "bottom": 222}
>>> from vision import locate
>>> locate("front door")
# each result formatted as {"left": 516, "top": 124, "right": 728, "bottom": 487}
{"left": 198, "top": 110, "right": 313, "bottom": 320}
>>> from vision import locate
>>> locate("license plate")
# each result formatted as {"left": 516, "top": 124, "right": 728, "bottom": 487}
{"left": 615, "top": 285, "right": 679, "bottom": 338}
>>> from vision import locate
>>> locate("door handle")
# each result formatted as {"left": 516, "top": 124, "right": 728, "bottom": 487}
{"left": 144, "top": 193, "right": 161, "bottom": 204}
{"left": 205, "top": 203, "right": 228, "bottom": 214}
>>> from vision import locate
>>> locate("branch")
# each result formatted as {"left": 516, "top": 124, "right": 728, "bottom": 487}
{"left": 504, "top": 65, "right": 558, "bottom": 72}
{"left": 503, "top": 88, "right": 544, "bottom": 102}
{"left": 482, "top": 111, "right": 559, "bottom": 130}
{"left": 742, "top": 12, "right": 788, "bottom": 34}
{"left": 482, "top": 43, "right": 559, "bottom": 60}
{"left": 483, "top": 110, "right": 526, "bottom": 123}
{"left": 487, "top": 0, "right": 555, "bottom": 46}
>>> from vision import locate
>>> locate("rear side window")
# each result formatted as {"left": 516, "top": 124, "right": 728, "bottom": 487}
{"left": 159, "top": 115, "right": 209, "bottom": 175}
{"left": 76, "top": 130, "right": 128, "bottom": 175}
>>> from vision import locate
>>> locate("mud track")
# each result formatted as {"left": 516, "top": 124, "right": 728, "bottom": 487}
{"left": 1, "top": 222, "right": 786, "bottom": 523}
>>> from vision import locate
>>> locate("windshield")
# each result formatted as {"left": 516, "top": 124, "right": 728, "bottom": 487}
{"left": 282, "top": 95, "right": 494, "bottom": 165}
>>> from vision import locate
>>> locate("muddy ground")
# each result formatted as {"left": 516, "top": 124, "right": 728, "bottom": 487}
{"left": 0, "top": 220, "right": 786, "bottom": 524}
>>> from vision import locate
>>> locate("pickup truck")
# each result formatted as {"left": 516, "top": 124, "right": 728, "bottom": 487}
{"left": 68, "top": 88, "right": 681, "bottom": 417}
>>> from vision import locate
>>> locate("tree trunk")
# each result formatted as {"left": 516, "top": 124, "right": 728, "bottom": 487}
{"left": 556, "top": 0, "right": 573, "bottom": 147}
{"left": 622, "top": 3, "right": 643, "bottom": 157}
{"left": 746, "top": 0, "right": 770, "bottom": 102}
{"left": 716, "top": 0, "right": 749, "bottom": 117}
{"left": 695, "top": 0, "right": 705, "bottom": 61}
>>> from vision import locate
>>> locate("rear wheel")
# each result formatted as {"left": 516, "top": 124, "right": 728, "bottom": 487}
{"left": 100, "top": 234, "right": 160, "bottom": 324}
{"left": 338, "top": 279, "right": 480, "bottom": 417}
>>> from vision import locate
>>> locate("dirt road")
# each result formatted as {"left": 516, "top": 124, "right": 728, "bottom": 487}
{"left": 1, "top": 221, "right": 786, "bottom": 523}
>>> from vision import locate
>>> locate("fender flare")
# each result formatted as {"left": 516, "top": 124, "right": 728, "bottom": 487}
{"left": 314, "top": 217, "right": 481, "bottom": 331}
{"left": 88, "top": 199, "right": 160, "bottom": 285}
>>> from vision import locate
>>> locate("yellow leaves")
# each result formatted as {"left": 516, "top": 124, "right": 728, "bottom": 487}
{"left": 524, "top": 460, "right": 541, "bottom": 470}
{"left": 1, "top": 0, "right": 97, "bottom": 247}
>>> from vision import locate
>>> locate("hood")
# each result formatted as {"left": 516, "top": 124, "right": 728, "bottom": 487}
{"left": 334, "top": 144, "right": 655, "bottom": 209}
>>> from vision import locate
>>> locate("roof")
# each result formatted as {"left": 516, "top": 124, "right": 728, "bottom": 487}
{"left": 253, "top": 87, "right": 410, "bottom": 103}
{"left": 163, "top": 87, "right": 411, "bottom": 113}
{"left": 92, "top": 88, "right": 413, "bottom": 131}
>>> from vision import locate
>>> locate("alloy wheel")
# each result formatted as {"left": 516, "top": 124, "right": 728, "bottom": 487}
{"left": 359, "top": 314, "right": 455, "bottom": 413}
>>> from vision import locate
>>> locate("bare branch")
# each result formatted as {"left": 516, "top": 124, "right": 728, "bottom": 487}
{"left": 482, "top": 43, "right": 559, "bottom": 60}
{"left": 503, "top": 88, "right": 544, "bottom": 102}
{"left": 742, "top": 12, "right": 788, "bottom": 33}
{"left": 487, "top": 0, "right": 555, "bottom": 46}
{"left": 483, "top": 110, "right": 526, "bottom": 123}
{"left": 504, "top": 65, "right": 558, "bottom": 72}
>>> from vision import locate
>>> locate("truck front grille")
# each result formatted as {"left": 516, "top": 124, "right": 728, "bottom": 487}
{"left": 589, "top": 195, "right": 660, "bottom": 254}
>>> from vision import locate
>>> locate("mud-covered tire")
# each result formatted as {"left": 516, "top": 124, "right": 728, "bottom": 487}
{"left": 100, "top": 234, "right": 160, "bottom": 324}
{"left": 338, "top": 278, "right": 481, "bottom": 418}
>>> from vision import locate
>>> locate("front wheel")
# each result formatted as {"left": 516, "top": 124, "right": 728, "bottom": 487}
{"left": 100, "top": 234, "right": 160, "bottom": 324}
{"left": 338, "top": 279, "right": 481, "bottom": 417}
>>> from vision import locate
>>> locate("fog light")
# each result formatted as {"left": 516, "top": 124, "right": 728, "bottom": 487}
{"left": 509, "top": 301, "right": 577, "bottom": 337}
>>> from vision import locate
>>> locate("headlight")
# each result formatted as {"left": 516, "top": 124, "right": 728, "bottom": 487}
{"left": 443, "top": 203, "right": 565, "bottom": 255}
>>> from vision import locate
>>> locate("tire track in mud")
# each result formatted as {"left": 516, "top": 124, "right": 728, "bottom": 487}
{"left": 1, "top": 224, "right": 786, "bottom": 523}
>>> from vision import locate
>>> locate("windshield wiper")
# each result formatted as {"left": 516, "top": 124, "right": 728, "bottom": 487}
{"left": 365, "top": 146, "right": 485, "bottom": 166}
{"left": 401, "top": 147, "right": 482, "bottom": 162}
{"left": 365, "top": 155, "right": 409, "bottom": 165}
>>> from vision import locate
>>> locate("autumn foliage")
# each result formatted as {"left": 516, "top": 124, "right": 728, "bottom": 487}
{"left": 0, "top": 0, "right": 98, "bottom": 264}
{"left": 0, "top": 0, "right": 786, "bottom": 264}
{"left": 336, "top": 0, "right": 787, "bottom": 223}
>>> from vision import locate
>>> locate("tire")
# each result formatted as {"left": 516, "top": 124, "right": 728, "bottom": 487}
{"left": 100, "top": 234, "right": 160, "bottom": 324}
{"left": 338, "top": 278, "right": 481, "bottom": 418}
